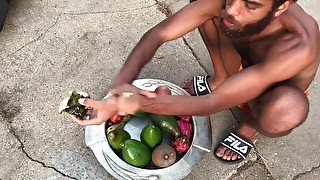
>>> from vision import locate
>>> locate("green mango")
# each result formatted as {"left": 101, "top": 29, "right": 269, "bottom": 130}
{"left": 107, "top": 128, "right": 131, "bottom": 150}
{"left": 149, "top": 114, "right": 180, "bottom": 137}
{"left": 122, "top": 139, "right": 151, "bottom": 168}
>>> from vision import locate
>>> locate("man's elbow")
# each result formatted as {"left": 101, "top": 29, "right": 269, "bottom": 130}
{"left": 143, "top": 27, "right": 166, "bottom": 45}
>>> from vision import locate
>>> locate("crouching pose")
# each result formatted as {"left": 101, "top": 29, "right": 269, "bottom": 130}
{"left": 71, "top": 0, "right": 320, "bottom": 164}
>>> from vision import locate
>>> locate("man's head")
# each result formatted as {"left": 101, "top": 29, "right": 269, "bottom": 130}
{"left": 220, "top": 0, "right": 297, "bottom": 39}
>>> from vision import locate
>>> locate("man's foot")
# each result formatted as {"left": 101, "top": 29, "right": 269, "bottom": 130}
{"left": 214, "top": 123, "right": 258, "bottom": 163}
{"left": 181, "top": 75, "right": 224, "bottom": 96}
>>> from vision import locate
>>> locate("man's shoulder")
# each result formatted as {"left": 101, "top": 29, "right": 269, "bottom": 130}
{"left": 280, "top": 4, "right": 319, "bottom": 46}
{"left": 194, "top": 0, "right": 224, "bottom": 16}
{"left": 283, "top": 3, "right": 319, "bottom": 34}
{"left": 277, "top": 4, "right": 319, "bottom": 68}
{"left": 196, "top": 0, "right": 224, "bottom": 6}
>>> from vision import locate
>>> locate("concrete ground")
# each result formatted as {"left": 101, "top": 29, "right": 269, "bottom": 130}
{"left": 0, "top": 0, "right": 319, "bottom": 179}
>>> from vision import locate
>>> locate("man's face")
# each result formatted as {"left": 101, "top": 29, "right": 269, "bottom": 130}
{"left": 220, "top": 0, "right": 276, "bottom": 39}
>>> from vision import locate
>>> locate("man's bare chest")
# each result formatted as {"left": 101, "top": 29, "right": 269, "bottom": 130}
{"left": 234, "top": 38, "right": 275, "bottom": 68}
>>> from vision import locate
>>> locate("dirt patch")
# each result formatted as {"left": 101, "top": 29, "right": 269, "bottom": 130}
{"left": 0, "top": 88, "right": 22, "bottom": 123}
{"left": 155, "top": 1, "right": 172, "bottom": 17}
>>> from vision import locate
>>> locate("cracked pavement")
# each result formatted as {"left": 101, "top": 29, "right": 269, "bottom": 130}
{"left": 6, "top": 122, "right": 77, "bottom": 179}
{"left": 0, "top": 0, "right": 319, "bottom": 179}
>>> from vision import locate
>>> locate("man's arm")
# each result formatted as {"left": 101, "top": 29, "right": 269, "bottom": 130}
{"left": 110, "top": 0, "right": 223, "bottom": 88}
{"left": 138, "top": 34, "right": 317, "bottom": 115}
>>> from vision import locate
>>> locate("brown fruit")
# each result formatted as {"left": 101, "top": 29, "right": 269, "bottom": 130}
{"left": 152, "top": 144, "right": 176, "bottom": 168}
{"left": 154, "top": 86, "right": 171, "bottom": 95}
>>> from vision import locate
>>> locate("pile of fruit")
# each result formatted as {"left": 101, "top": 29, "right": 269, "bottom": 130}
{"left": 105, "top": 86, "right": 193, "bottom": 168}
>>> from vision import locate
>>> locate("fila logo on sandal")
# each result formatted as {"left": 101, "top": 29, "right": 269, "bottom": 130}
{"left": 224, "top": 135, "right": 248, "bottom": 154}
{"left": 196, "top": 76, "right": 206, "bottom": 92}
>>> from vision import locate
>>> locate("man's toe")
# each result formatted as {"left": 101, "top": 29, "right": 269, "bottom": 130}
{"left": 181, "top": 78, "right": 191, "bottom": 87}
{"left": 231, "top": 153, "right": 238, "bottom": 160}
{"left": 215, "top": 146, "right": 227, "bottom": 157}
{"left": 226, "top": 155, "right": 232, "bottom": 161}
{"left": 223, "top": 149, "right": 231, "bottom": 160}
{"left": 226, "top": 151, "right": 235, "bottom": 161}
{"left": 181, "top": 78, "right": 196, "bottom": 95}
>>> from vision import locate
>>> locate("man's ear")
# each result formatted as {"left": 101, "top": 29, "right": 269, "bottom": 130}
{"left": 274, "top": 1, "right": 292, "bottom": 17}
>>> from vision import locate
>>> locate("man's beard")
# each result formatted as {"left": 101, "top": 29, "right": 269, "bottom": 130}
{"left": 220, "top": 9, "right": 275, "bottom": 40}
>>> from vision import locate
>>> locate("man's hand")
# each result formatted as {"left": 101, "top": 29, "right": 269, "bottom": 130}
{"left": 69, "top": 97, "right": 118, "bottom": 126}
{"left": 69, "top": 84, "right": 157, "bottom": 125}
{"left": 109, "top": 84, "right": 156, "bottom": 98}
{"left": 115, "top": 93, "right": 148, "bottom": 115}
{"left": 109, "top": 84, "right": 157, "bottom": 115}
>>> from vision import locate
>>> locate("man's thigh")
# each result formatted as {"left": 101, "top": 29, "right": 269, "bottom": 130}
{"left": 248, "top": 85, "right": 309, "bottom": 136}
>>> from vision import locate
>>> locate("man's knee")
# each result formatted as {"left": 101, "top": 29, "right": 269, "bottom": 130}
{"left": 256, "top": 85, "right": 309, "bottom": 137}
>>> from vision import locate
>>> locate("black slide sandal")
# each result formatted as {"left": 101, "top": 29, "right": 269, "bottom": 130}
{"left": 193, "top": 75, "right": 212, "bottom": 96}
{"left": 214, "top": 132, "right": 254, "bottom": 164}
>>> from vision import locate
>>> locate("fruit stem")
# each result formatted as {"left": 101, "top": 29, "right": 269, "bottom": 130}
{"left": 163, "top": 154, "right": 169, "bottom": 160}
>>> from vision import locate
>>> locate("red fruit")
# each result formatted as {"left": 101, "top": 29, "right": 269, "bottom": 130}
{"left": 177, "top": 120, "right": 192, "bottom": 138}
{"left": 109, "top": 114, "right": 124, "bottom": 123}
{"left": 171, "top": 136, "right": 190, "bottom": 154}
{"left": 178, "top": 115, "right": 192, "bottom": 122}
{"left": 154, "top": 86, "right": 171, "bottom": 95}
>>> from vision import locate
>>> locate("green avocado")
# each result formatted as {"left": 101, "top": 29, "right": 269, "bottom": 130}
{"left": 122, "top": 139, "right": 151, "bottom": 168}
{"left": 133, "top": 110, "right": 149, "bottom": 118}
{"left": 149, "top": 114, "right": 180, "bottom": 137}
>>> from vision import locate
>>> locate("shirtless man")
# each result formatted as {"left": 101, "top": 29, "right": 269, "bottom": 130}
{"left": 72, "top": 0, "right": 320, "bottom": 164}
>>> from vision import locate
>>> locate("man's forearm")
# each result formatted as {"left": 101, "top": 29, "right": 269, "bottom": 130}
{"left": 110, "top": 29, "right": 164, "bottom": 89}
{"left": 139, "top": 67, "right": 271, "bottom": 116}
{"left": 140, "top": 95, "right": 217, "bottom": 116}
